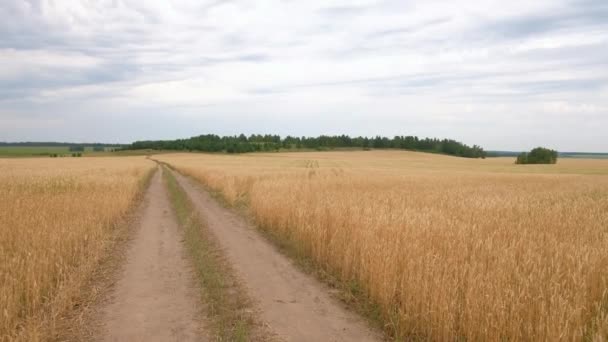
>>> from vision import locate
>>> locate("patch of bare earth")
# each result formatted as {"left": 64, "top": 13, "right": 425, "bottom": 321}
{"left": 169, "top": 168, "right": 382, "bottom": 342}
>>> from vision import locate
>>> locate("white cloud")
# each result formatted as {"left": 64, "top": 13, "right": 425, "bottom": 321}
{"left": 0, "top": 49, "right": 100, "bottom": 78}
{"left": 129, "top": 78, "right": 247, "bottom": 105}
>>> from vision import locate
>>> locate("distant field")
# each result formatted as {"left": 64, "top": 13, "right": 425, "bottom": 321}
{"left": 561, "top": 153, "right": 608, "bottom": 159}
{"left": 0, "top": 146, "right": 130, "bottom": 157}
{"left": 0, "top": 146, "right": 71, "bottom": 156}
{"left": 157, "top": 150, "right": 608, "bottom": 340}
{"left": 489, "top": 150, "right": 608, "bottom": 159}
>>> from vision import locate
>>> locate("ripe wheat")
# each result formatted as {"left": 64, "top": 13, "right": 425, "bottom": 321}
{"left": 0, "top": 157, "right": 154, "bottom": 341}
{"left": 158, "top": 151, "right": 608, "bottom": 341}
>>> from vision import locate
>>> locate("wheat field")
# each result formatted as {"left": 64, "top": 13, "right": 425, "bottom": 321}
{"left": 0, "top": 157, "right": 154, "bottom": 341}
{"left": 158, "top": 151, "right": 608, "bottom": 341}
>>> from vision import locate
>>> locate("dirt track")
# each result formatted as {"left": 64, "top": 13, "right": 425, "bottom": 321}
{"left": 95, "top": 168, "right": 204, "bottom": 342}
{"left": 90, "top": 165, "right": 380, "bottom": 342}
{"left": 170, "top": 168, "right": 381, "bottom": 342}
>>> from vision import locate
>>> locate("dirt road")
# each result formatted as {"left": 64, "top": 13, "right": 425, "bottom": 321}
{"left": 96, "top": 168, "right": 205, "bottom": 342}
{"left": 170, "top": 168, "right": 381, "bottom": 342}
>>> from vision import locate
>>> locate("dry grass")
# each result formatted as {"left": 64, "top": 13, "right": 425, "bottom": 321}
{"left": 0, "top": 157, "right": 154, "bottom": 341}
{"left": 157, "top": 151, "right": 608, "bottom": 341}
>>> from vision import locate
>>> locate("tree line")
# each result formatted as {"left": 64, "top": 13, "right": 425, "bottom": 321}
{"left": 126, "top": 134, "right": 487, "bottom": 158}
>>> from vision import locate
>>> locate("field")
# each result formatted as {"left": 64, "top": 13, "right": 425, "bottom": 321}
{"left": 156, "top": 150, "right": 608, "bottom": 340}
{"left": 0, "top": 146, "right": 73, "bottom": 157}
{"left": 0, "top": 146, "right": 121, "bottom": 157}
{"left": 0, "top": 157, "right": 154, "bottom": 341}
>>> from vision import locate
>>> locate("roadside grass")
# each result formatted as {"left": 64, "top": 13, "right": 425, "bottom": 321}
{"left": 256, "top": 221, "right": 390, "bottom": 337}
{"left": 163, "top": 166, "right": 257, "bottom": 342}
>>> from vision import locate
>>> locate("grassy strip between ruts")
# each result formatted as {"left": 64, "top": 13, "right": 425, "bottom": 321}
{"left": 162, "top": 166, "right": 261, "bottom": 342}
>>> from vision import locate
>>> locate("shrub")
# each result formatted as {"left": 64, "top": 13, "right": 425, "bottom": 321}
{"left": 516, "top": 147, "right": 558, "bottom": 164}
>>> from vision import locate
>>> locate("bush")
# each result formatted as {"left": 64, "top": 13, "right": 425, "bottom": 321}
{"left": 516, "top": 147, "right": 558, "bottom": 164}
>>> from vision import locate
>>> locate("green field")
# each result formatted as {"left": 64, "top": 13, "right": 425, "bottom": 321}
{"left": 560, "top": 153, "right": 608, "bottom": 159}
{"left": 0, "top": 146, "right": 171, "bottom": 158}
{"left": 0, "top": 146, "right": 119, "bottom": 157}
{"left": 0, "top": 146, "right": 71, "bottom": 157}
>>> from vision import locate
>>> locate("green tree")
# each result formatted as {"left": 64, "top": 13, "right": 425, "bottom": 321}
{"left": 516, "top": 147, "right": 557, "bottom": 164}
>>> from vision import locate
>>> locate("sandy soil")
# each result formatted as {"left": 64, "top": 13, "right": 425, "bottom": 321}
{"left": 170, "top": 168, "right": 381, "bottom": 342}
{"left": 95, "top": 168, "right": 205, "bottom": 342}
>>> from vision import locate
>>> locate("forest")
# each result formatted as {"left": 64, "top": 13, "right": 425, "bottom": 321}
{"left": 126, "top": 134, "right": 487, "bottom": 158}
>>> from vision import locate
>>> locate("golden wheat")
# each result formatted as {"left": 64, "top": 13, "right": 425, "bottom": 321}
{"left": 0, "top": 157, "right": 154, "bottom": 341}
{"left": 158, "top": 151, "right": 608, "bottom": 341}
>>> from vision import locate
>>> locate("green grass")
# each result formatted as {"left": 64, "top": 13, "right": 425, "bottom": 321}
{"left": 163, "top": 166, "right": 255, "bottom": 342}
{"left": 86, "top": 149, "right": 165, "bottom": 157}
{"left": 561, "top": 154, "right": 608, "bottom": 159}
{"left": 0, "top": 146, "right": 71, "bottom": 157}
{"left": 0, "top": 146, "right": 164, "bottom": 158}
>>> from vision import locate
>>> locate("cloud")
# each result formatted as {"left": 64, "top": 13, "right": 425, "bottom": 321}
{"left": 0, "top": 0, "right": 607, "bottom": 151}
{"left": 481, "top": 1, "right": 608, "bottom": 40}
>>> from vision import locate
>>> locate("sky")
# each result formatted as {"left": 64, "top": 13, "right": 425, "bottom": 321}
{"left": 0, "top": 0, "right": 607, "bottom": 151}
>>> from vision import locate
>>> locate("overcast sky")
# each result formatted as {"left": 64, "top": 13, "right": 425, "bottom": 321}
{"left": 1, "top": 0, "right": 607, "bottom": 151}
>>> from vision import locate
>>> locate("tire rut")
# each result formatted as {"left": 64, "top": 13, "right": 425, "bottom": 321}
{"left": 95, "top": 167, "right": 206, "bottom": 342}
